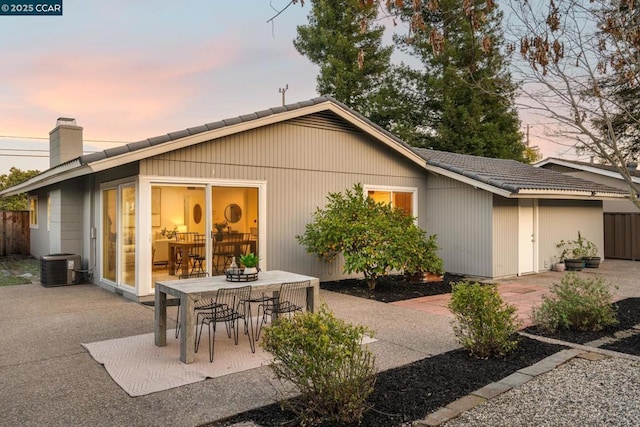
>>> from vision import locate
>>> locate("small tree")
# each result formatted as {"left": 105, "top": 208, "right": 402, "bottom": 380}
{"left": 297, "top": 183, "right": 443, "bottom": 290}
{"left": 0, "top": 167, "right": 40, "bottom": 211}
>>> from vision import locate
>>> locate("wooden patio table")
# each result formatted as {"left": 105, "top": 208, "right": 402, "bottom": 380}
{"left": 154, "top": 270, "right": 320, "bottom": 363}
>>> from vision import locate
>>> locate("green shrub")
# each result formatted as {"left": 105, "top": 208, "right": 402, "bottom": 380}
{"left": 448, "top": 281, "right": 521, "bottom": 358}
{"left": 296, "top": 183, "right": 443, "bottom": 289}
{"left": 532, "top": 273, "right": 618, "bottom": 333}
{"left": 261, "top": 304, "right": 376, "bottom": 426}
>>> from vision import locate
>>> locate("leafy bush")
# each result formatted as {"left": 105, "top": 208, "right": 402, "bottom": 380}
{"left": 448, "top": 281, "right": 521, "bottom": 358}
{"left": 532, "top": 273, "right": 618, "bottom": 333}
{"left": 261, "top": 305, "right": 376, "bottom": 426}
{"left": 296, "top": 183, "right": 443, "bottom": 289}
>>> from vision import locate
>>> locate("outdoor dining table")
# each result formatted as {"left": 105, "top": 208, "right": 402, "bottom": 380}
{"left": 154, "top": 270, "right": 320, "bottom": 363}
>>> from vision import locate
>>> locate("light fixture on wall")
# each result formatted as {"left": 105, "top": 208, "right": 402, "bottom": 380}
{"left": 177, "top": 224, "right": 187, "bottom": 233}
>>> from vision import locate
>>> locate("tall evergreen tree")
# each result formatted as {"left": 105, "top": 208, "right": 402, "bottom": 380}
{"left": 395, "top": 0, "right": 526, "bottom": 161}
{"left": 293, "top": 0, "right": 393, "bottom": 117}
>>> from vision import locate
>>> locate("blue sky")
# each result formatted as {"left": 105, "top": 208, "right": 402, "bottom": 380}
{"left": 0, "top": 1, "right": 564, "bottom": 176}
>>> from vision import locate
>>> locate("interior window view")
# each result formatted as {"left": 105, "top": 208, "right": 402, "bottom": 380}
{"left": 150, "top": 185, "right": 259, "bottom": 285}
{"left": 368, "top": 189, "right": 413, "bottom": 215}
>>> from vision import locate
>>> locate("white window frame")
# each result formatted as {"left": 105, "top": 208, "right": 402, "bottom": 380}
{"left": 28, "top": 195, "right": 38, "bottom": 229}
{"left": 362, "top": 185, "right": 418, "bottom": 218}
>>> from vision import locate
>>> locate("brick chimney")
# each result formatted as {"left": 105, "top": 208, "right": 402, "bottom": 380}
{"left": 49, "top": 117, "right": 83, "bottom": 168}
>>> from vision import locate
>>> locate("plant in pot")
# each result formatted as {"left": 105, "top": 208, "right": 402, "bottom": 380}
{"left": 404, "top": 234, "right": 445, "bottom": 283}
{"left": 581, "top": 238, "right": 600, "bottom": 268}
{"left": 213, "top": 221, "right": 227, "bottom": 241}
{"left": 556, "top": 231, "right": 595, "bottom": 271}
{"left": 552, "top": 256, "right": 565, "bottom": 272}
{"left": 239, "top": 252, "right": 260, "bottom": 274}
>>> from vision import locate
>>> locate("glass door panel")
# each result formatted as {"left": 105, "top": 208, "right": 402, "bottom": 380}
{"left": 120, "top": 185, "right": 136, "bottom": 286}
{"left": 102, "top": 189, "right": 116, "bottom": 282}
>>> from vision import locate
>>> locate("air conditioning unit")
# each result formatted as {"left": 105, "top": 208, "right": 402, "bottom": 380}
{"left": 40, "top": 254, "right": 82, "bottom": 287}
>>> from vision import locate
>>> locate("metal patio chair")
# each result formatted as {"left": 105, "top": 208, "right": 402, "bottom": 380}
{"left": 174, "top": 271, "right": 211, "bottom": 339}
{"left": 254, "top": 280, "right": 309, "bottom": 341}
{"left": 195, "top": 285, "right": 255, "bottom": 362}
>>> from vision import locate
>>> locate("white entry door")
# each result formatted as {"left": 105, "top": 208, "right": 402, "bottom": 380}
{"left": 518, "top": 199, "right": 536, "bottom": 275}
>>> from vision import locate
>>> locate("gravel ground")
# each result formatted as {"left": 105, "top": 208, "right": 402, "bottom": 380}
{"left": 445, "top": 356, "right": 640, "bottom": 426}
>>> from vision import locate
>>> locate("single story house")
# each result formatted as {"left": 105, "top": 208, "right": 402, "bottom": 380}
{"left": 536, "top": 157, "right": 640, "bottom": 260}
{"left": 0, "top": 97, "right": 626, "bottom": 300}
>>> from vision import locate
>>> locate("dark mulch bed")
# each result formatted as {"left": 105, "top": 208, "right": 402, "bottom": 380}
{"left": 202, "top": 275, "right": 639, "bottom": 426}
{"left": 601, "top": 333, "right": 640, "bottom": 355}
{"left": 319, "top": 273, "right": 464, "bottom": 303}
{"left": 208, "top": 336, "right": 565, "bottom": 427}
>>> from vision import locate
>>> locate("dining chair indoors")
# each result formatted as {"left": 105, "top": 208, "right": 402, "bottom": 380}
{"left": 195, "top": 285, "right": 256, "bottom": 362}
{"left": 254, "top": 280, "right": 309, "bottom": 341}
{"left": 189, "top": 234, "right": 206, "bottom": 274}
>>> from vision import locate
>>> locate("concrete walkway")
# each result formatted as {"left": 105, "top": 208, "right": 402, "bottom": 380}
{"left": 0, "top": 259, "right": 636, "bottom": 427}
{"left": 393, "top": 259, "right": 636, "bottom": 328}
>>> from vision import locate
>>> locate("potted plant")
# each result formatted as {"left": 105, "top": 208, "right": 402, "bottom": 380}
{"left": 239, "top": 252, "right": 260, "bottom": 274}
{"left": 556, "top": 231, "right": 596, "bottom": 271}
{"left": 160, "top": 225, "right": 179, "bottom": 239}
{"left": 213, "top": 221, "right": 227, "bottom": 241}
{"left": 582, "top": 238, "right": 600, "bottom": 268}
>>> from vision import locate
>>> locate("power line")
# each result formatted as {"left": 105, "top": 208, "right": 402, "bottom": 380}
{"left": 0, "top": 134, "right": 130, "bottom": 144}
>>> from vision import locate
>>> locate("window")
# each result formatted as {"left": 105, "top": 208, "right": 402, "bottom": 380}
{"left": 47, "top": 193, "right": 51, "bottom": 231}
{"left": 366, "top": 187, "right": 416, "bottom": 217}
{"left": 29, "top": 195, "right": 38, "bottom": 228}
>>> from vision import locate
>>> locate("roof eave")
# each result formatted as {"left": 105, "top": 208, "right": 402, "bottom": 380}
{"left": 0, "top": 159, "right": 89, "bottom": 196}
{"left": 536, "top": 158, "right": 640, "bottom": 184}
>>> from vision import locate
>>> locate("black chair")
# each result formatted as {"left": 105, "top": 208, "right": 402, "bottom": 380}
{"left": 174, "top": 272, "right": 211, "bottom": 339}
{"left": 190, "top": 234, "right": 206, "bottom": 273}
{"left": 174, "top": 232, "right": 198, "bottom": 273}
{"left": 213, "top": 233, "right": 251, "bottom": 274}
{"left": 254, "top": 280, "right": 309, "bottom": 341}
{"left": 195, "top": 285, "right": 255, "bottom": 362}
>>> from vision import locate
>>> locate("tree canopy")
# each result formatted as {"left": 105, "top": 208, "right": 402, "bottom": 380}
{"left": 0, "top": 167, "right": 40, "bottom": 211}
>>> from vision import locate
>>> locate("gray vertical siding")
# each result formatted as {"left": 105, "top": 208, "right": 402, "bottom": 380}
{"left": 538, "top": 199, "right": 604, "bottom": 268}
{"left": 139, "top": 115, "right": 429, "bottom": 282}
{"left": 425, "top": 174, "right": 493, "bottom": 277}
{"left": 492, "top": 196, "right": 519, "bottom": 278}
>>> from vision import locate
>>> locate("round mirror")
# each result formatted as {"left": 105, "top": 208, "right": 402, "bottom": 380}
{"left": 193, "top": 204, "right": 202, "bottom": 224}
{"left": 224, "top": 203, "right": 242, "bottom": 223}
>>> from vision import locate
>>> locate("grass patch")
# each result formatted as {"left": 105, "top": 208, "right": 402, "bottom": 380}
{"left": 0, "top": 256, "right": 40, "bottom": 286}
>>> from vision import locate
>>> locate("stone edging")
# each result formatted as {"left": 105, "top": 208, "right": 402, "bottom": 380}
{"left": 412, "top": 324, "right": 640, "bottom": 426}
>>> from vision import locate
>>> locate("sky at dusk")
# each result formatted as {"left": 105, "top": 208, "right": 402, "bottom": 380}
{"left": 0, "top": 1, "right": 571, "bottom": 176}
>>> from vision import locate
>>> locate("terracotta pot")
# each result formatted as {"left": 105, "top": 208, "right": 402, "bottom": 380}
{"left": 555, "top": 262, "right": 566, "bottom": 272}
{"left": 406, "top": 272, "right": 444, "bottom": 284}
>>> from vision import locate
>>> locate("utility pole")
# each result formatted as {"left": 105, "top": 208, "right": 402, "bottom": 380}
{"left": 279, "top": 84, "right": 289, "bottom": 106}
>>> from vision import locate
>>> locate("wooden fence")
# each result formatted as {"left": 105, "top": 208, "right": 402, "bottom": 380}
{"left": 604, "top": 212, "right": 640, "bottom": 261}
{"left": 0, "top": 211, "right": 30, "bottom": 256}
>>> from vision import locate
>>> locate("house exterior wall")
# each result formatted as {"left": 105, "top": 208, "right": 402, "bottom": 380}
{"left": 537, "top": 199, "right": 604, "bottom": 268}
{"left": 29, "top": 179, "right": 85, "bottom": 261}
{"left": 492, "top": 196, "right": 519, "bottom": 278}
{"left": 425, "top": 173, "right": 493, "bottom": 278}
{"left": 541, "top": 165, "right": 636, "bottom": 213}
{"left": 138, "top": 114, "right": 429, "bottom": 282}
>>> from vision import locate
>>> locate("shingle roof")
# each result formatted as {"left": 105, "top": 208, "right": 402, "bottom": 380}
{"left": 79, "top": 96, "right": 346, "bottom": 165}
{"left": 413, "top": 148, "right": 626, "bottom": 195}
{"left": 540, "top": 157, "right": 640, "bottom": 179}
